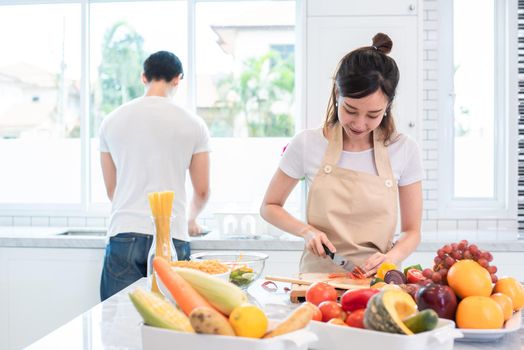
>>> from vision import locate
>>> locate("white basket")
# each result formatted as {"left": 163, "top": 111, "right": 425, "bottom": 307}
{"left": 141, "top": 324, "right": 318, "bottom": 350}
{"left": 308, "top": 319, "right": 463, "bottom": 350}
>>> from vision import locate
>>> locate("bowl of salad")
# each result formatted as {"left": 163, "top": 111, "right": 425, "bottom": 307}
{"left": 190, "top": 251, "right": 269, "bottom": 289}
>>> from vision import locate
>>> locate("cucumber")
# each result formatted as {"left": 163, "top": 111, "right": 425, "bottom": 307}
{"left": 402, "top": 309, "right": 439, "bottom": 334}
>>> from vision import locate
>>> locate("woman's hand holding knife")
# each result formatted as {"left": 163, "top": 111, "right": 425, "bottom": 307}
{"left": 299, "top": 225, "right": 337, "bottom": 258}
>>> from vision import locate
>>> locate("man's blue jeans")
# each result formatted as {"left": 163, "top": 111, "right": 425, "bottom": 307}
{"left": 100, "top": 232, "right": 190, "bottom": 301}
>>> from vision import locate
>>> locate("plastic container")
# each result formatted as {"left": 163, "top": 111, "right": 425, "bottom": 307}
{"left": 307, "top": 319, "right": 463, "bottom": 350}
{"left": 141, "top": 325, "right": 317, "bottom": 350}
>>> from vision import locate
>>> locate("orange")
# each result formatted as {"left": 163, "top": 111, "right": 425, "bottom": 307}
{"left": 447, "top": 260, "right": 492, "bottom": 298}
{"left": 456, "top": 296, "right": 504, "bottom": 329}
{"left": 493, "top": 277, "right": 524, "bottom": 311}
{"left": 490, "top": 293, "right": 513, "bottom": 321}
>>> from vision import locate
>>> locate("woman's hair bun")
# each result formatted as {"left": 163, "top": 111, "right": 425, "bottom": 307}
{"left": 372, "top": 33, "right": 393, "bottom": 54}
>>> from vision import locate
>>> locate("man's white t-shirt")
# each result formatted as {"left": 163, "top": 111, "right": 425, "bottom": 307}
{"left": 279, "top": 128, "right": 423, "bottom": 187}
{"left": 99, "top": 96, "right": 211, "bottom": 241}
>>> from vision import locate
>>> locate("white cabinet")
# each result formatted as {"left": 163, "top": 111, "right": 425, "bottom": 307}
{"left": 305, "top": 0, "right": 422, "bottom": 141}
{"left": 0, "top": 247, "right": 104, "bottom": 350}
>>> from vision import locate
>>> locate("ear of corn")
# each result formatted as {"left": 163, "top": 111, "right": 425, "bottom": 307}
{"left": 129, "top": 287, "right": 194, "bottom": 333}
{"left": 173, "top": 267, "right": 248, "bottom": 315}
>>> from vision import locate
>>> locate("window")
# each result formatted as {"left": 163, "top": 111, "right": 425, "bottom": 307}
{"left": 438, "top": 0, "right": 517, "bottom": 218}
{"left": 0, "top": 0, "right": 300, "bottom": 226}
{"left": 0, "top": 3, "right": 81, "bottom": 208}
{"left": 194, "top": 1, "right": 299, "bottom": 219}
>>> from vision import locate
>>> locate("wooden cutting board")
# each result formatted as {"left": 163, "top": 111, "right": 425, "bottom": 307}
{"left": 288, "top": 273, "right": 371, "bottom": 303}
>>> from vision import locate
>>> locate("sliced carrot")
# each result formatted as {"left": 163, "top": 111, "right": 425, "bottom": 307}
{"left": 153, "top": 257, "right": 215, "bottom": 316}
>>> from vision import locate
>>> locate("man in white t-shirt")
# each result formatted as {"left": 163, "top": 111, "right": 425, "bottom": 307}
{"left": 98, "top": 51, "right": 211, "bottom": 300}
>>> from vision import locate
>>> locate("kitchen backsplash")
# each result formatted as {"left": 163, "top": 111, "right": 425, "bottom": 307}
{"left": 0, "top": 1, "right": 518, "bottom": 233}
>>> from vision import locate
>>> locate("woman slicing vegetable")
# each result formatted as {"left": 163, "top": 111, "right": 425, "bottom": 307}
{"left": 260, "top": 33, "right": 423, "bottom": 276}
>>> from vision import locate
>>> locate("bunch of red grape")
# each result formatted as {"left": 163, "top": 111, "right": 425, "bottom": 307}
{"left": 421, "top": 240, "right": 498, "bottom": 285}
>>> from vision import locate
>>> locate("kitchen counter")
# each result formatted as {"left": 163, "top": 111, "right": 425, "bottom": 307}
{"left": 25, "top": 278, "right": 524, "bottom": 350}
{"left": 0, "top": 226, "right": 524, "bottom": 251}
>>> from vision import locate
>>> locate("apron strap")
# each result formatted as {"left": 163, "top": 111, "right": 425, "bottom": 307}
{"left": 373, "top": 130, "right": 395, "bottom": 179}
{"left": 322, "top": 123, "right": 343, "bottom": 167}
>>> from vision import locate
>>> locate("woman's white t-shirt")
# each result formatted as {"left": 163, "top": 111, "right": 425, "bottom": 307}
{"left": 279, "top": 128, "right": 423, "bottom": 187}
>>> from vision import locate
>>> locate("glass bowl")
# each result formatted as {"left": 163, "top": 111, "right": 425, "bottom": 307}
{"left": 190, "top": 251, "right": 269, "bottom": 289}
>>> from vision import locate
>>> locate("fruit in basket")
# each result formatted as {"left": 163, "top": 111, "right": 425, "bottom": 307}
{"left": 129, "top": 288, "right": 195, "bottom": 333}
{"left": 340, "top": 288, "right": 380, "bottom": 312}
{"left": 189, "top": 306, "right": 236, "bottom": 336}
{"left": 416, "top": 283, "right": 457, "bottom": 320}
{"left": 229, "top": 304, "right": 268, "bottom": 338}
{"left": 493, "top": 277, "right": 524, "bottom": 311}
{"left": 345, "top": 308, "right": 366, "bottom": 328}
{"left": 431, "top": 240, "right": 498, "bottom": 284}
{"left": 402, "top": 309, "right": 439, "bottom": 334}
{"left": 447, "top": 260, "right": 492, "bottom": 298}
{"left": 375, "top": 262, "right": 397, "bottom": 280}
{"left": 305, "top": 282, "right": 338, "bottom": 306}
{"left": 455, "top": 296, "right": 504, "bottom": 329}
{"left": 173, "top": 267, "right": 248, "bottom": 315}
{"left": 490, "top": 293, "right": 514, "bottom": 321}
{"left": 363, "top": 290, "right": 417, "bottom": 335}
{"left": 263, "top": 303, "right": 315, "bottom": 338}
{"left": 318, "top": 301, "right": 346, "bottom": 322}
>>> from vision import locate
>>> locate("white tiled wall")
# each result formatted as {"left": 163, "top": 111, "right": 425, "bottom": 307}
{"left": 419, "top": 0, "right": 517, "bottom": 232}
{"left": 0, "top": 0, "right": 518, "bottom": 232}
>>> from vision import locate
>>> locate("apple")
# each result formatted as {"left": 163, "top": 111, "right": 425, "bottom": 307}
{"left": 416, "top": 283, "right": 457, "bottom": 320}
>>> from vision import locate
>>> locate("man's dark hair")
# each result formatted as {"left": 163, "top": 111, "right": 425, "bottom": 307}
{"left": 143, "top": 51, "right": 183, "bottom": 82}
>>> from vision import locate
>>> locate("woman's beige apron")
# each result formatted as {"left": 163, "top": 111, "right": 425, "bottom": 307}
{"left": 299, "top": 123, "right": 398, "bottom": 273}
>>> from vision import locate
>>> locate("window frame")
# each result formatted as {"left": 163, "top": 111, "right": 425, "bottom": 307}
{"left": 437, "top": 0, "right": 518, "bottom": 219}
{"left": 0, "top": 0, "right": 302, "bottom": 218}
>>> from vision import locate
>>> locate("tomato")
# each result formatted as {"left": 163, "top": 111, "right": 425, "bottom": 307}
{"left": 406, "top": 268, "right": 425, "bottom": 283}
{"left": 302, "top": 301, "right": 322, "bottom": 322}
{"left": 305, "top": 282, "right": 338, "bottom": 306}
{"left": 340, "top": 288, "right": 380, "bottom": 312}
{"left": 345, "top": 308, "right": 366, "bottom": 328}
{"left": 318, "top": 301, "right": 346, "bottom": 322}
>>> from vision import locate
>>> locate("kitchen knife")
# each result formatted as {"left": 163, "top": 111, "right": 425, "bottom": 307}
{"left": 322, "top": 243, "right": 356, "bottom": 271}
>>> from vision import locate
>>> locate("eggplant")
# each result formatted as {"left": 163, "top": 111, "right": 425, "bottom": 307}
{"left": 384, "top": 269, "right": 407, "bottom": 285}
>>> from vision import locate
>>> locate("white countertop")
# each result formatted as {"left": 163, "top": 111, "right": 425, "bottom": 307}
{"left": 24, "top": 278, "right": 524, "bottom": 350}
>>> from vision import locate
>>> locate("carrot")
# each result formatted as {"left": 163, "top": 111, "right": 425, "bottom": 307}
{"left": 153, "top": 257, "right": 216, "bottom": 316}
